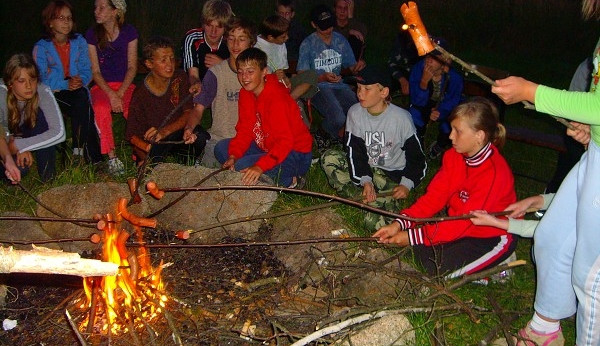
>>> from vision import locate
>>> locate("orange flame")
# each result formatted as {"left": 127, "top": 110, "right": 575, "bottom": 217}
{"left": 80, "top": 210, "right": 167, "bottom": 335}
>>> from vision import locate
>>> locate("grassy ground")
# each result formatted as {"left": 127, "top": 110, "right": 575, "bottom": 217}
{"left": 0, "top": 0, "right": 595, "bottom": 343}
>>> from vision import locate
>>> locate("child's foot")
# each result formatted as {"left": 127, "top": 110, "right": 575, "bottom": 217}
{"left": 515, "top": 322, "right": 564, "bottom": 346}
{"left": 107, "top": 157, "right": 125, "bottom": 176}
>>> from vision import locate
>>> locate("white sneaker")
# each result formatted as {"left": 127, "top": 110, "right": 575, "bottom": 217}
{"left": 107, "top": 157, "right": 125, "bottom": 176}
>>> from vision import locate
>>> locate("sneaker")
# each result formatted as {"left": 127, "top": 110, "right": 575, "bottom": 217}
{"left": 313, "top": 130, "right": 332, "bottom": 153}
{"left": 107, "top": 157, "right": 125, "bottom": 176}
{"left": 287, "top": 176, "right": 306, "bottom": 189}
{"left": 515, "top": 322, "right": 564, "bottom": 346}
{"left": 428, "top": 141, "right": 445, "bottom": 160}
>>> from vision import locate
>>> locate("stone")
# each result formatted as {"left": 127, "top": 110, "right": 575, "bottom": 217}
{"left": 339, "top": 313, "right": 415, "bottom": 345}
{"left": 36, "top": 182, "right": 149, "bottom": 253}
{"left": 0, "top": 211, "right": 59, "bottom": 251}
{"left": 143, "top": 164, "right": 278, "bottom": 244}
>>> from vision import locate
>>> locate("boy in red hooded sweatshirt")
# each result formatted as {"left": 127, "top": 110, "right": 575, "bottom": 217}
{"left": 215, "top": 47, "right": 313, "bottom": 187}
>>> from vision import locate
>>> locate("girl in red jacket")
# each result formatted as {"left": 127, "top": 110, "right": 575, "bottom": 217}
{"left": 374, "top": 97, "right": 517, "bottom": 278}
{"left": 215, "top": 47, "right": 313, "bottom": 187}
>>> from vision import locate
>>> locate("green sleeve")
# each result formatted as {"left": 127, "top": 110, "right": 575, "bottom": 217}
{"left": 507, "top": 219, "right": 538, "bottom": 238}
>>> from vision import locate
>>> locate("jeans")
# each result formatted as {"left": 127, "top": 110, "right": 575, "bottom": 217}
{"left": 214, "top": 139, "right": 312, "bottom": 187}
{"left": 311, "top": 85, "right": 357, "bottom": 139}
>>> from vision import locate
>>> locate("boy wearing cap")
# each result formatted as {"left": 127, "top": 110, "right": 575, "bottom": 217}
{"left": 408, "top": 37, "right": 463, "bottom": 159}
{"left": 297, "top": 4, "right": 365, "bottom": 141}
{"left": 321, "top": 67, "right": 427, "bottom": 230}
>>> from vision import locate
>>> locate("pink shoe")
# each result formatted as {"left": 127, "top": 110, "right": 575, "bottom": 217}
{"left": 516, "top": 322, "right": 565, "bottom": 346}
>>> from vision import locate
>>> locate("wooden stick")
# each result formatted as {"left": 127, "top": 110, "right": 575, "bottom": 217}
{"left": 65, "top": 309, "right": 88, "bottom": 346}
{"left": 0, "top": 246, "right": 118, "bottom": 277}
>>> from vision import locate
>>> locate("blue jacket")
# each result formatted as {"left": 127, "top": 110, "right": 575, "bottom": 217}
{"left": 408, "top": 59, "right": 463, "bottom": 134}
{"left": 32, "top": 34, "right": 92, "bottom": 91}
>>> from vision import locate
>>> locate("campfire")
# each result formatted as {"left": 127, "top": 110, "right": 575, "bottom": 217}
{"left": 78, "top": 199, "right": 168, "bottom": 335}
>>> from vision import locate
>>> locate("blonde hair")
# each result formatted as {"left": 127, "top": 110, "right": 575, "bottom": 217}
{"left": 448, "top": 97, "right": 506, "bottom": 150}
{"left": 3, "top": 54, "right": 40, "bottom": 133}
{"left": 582, "top": 0, "right": 600, "bottom": 20}
{"left": 202, "top": 0, "right": 233, "bottom": 27}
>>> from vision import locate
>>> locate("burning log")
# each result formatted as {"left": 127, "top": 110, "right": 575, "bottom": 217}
{"left": 0, "top": 246, "right": 118, "bottom": 277}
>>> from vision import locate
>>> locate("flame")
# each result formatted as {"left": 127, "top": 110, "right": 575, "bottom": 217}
{"left": 80, "top": 213, "right": 168, "bottom": 335}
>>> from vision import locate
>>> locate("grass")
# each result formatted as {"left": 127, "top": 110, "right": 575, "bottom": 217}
{"left": 0, "top": 0, "right": 593, "bottom": 344}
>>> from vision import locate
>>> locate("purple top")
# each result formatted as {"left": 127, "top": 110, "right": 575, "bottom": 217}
{"left": 85, "top": 24, "right": 138, "bottom": 82}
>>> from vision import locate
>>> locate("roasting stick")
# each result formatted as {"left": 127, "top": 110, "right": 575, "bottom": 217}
{"left": 400, "top": 1, "right": 575, "bottom": 131}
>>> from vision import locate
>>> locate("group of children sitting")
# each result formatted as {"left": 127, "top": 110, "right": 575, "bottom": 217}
{"left": 0, "top": 0, "right": 581, "bottom": 283}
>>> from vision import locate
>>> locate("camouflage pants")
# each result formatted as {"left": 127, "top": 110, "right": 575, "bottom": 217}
{"left": 320, "top": 149, "right": 405, "bottom": 230}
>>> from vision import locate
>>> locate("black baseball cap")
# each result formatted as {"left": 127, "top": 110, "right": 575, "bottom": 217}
{"left": 311, "top": 5, "right": 335, "bottom": 30}
{"left": 353, "top": 66, "right": 391, "bottom": 88}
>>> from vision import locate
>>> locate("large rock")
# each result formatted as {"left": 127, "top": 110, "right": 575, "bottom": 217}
{"left": 271, "top": 209, "right": 349, "bottom": 280}
{"left": 143, "top": 164, "right": 278, "bottom": 244}
{"left": 36, "top": 182, "right": 148, "bottom": 253}
{"left": 339, "top": 313, "right": 415, "bottom": 345}
{"left": 0, "top": 211, "right": 59, "bottom": 250}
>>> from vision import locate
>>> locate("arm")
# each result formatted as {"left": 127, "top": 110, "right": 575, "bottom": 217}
{"left": 14, "top": 85, "right": 66, "bottom": 153}
{"left": 436, "top": 71, "right": 464, "bottom": 122}
{"left": 183, "top": 70, "right": 217, "bottom": 143}
{"left": 74, "top": 36, "right": 93, "bottom": 86}
{"left": 116, "top": 39, "right": 138, "bottom": 98}
{"left": 397, "top": 133, "right": 427, "bottom": 190}
{"left": 346, "top": 130, "right": 374, "bottom": 186}
{"left": 32, "top": 42, "right": 69, "bottom": 91}
{"left": 0, "top": 135, "right": 20, "bottom": 182}
{"left": 409, "top": 61, "right": 432, "bottom": 107}
{"left": 88, "top": 44, "right": 121, "bottom": 110}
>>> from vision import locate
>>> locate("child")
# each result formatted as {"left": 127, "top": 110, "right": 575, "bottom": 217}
{"left": 321, "top": 67, "right": 427, "bottom": 230}
{"left": 491, "top": 1, "right": 600, "bottom": 340}
{"left": 333, "top": 0, "right": 367, "bottom": 63}
{"left": 275, "top": 0, "right": 306, "bottom": 72}
{"left": 125, "top": 36, "right": 209, "bottom": 166}
{"left": 297, "top": 4, "right": 365, "bottom": 141}
{"left": 214, "top": 48, "right": 313, "bottom": 187}
{"left": 86, "top": 0, "right": 138, "bottom": 175}
{"left": 183, "top": 17, "right": 256, "bottom": 168}
{"left": 0, "top": 53, "right": 66, "bottom": 182}
{"left": 0, "top": 124, "right": 21, "bottom": 183}
{"left": 408, "top": 37, "right": 463, "bottom": 159}
{"left": 33, "top": 0, "right": 102, "bottom": 164}
{"left": 373, "top": 97, "right": 517, "bottom": 278}
{"left": 181, "top": 0, "right": 233, "bottom": 85}
{"left": 254, "top": 14, "right": 318, "bottom": 118}
{"left": 388, "top": 30, "right": 420, "bottom": 97}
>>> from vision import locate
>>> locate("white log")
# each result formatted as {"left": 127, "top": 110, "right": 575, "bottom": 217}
{"left": 0, "top": 246, "right": 118, "bottom": 277}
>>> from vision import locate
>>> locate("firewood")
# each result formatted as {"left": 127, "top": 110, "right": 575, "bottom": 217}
{"left": 0, "top": 246, "right": 118, "bottom": 277}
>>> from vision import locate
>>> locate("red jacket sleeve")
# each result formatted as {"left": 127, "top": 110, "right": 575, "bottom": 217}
{"left": 404, "top": 148, "right": 516, "bottom": 246}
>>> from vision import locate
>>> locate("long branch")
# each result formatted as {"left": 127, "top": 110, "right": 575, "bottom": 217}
{"left": 150, "top": 183, "right": 519, "bottom": 223}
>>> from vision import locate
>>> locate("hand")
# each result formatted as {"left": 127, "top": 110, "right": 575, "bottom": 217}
{"left": 399, "top": 77, "right": 410, "bottom": 95}
{"left": 144, "top": 127, "right": 163, "bottom": 142}
{"left": 348, "top": 29, "right": 364, "bottom": 42}
{"left": 108, "top": 90, "right": 123, "bottom": 113}
{"left": 240, "top": 165, "right": 263, "bottom": 185}
{"left": 16, "top": 151, "right": 33, "bottom": 168}
{"left": 345, "top": 0, "right": 354, "bottom": 18}
{"left": 322, "top": 72, "right": 342, "bottom": 83}
{"left": 183, "top": 128, "right": 197, "bottom": 144}
{"left": 491, "top": 76, "right": 538, "bottom": 105}
{"left": 361, "top": 182, "right": 376, "bottom": 203}
{"left": 372, "top": 221, "right": 408, "bottom": 245}
{"left": 222, "top": 156, "right": 236, "bottom": 170}
{"left": 189, "top": 82, "right": 202, "bottom": 95}
{"left": 68, "top": 76, "right": 83, "bottom": 90}
{"left": 351, "top": 60, "right": 366, "bottom": 74}
{"left": 204, "top": 53, "right": 223, "bottom": 69}
{"left": 429, "top": 109, "right": 440, "bottom": 121}
{"left": 505, "top": 195, "right": 545, "bottom": 218}
{"left": 566, "top": 121, "right": 591, "bottom": 147}
{"left": 3, "top": 156, "right": 20, "bottom": 183}
{"left": 469, "top": 210, "right": 507, "bottom": 229}
{"left": 392, "top": 185, "right": 410, "bottom": 199}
